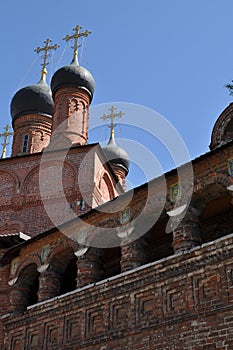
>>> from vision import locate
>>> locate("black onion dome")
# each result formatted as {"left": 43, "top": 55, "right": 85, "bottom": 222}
{"left": 102, "top": 133, "right": 130, "bottom": 174}
{"left": 51, "top": 58, "right": 95, "bottom": 100}
{"left": 11, "top": 79, "right": 54, "bottom": 121}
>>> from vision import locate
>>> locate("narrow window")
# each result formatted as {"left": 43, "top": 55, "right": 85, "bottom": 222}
{"left": 22, "top": 134, "right": 29, "bottom": 153}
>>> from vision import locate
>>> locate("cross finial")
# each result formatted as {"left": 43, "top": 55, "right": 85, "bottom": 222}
{"left": 101, "top": 106, "right": 125, "bottom": 138}
{"left": 0, "top": 125, "right": 14, "bottom": 159}
{"left": 63, "top": 24, "right": 91, "bottom": 64}
{"left": 34, "top": 39, "right": 59, "bottom": 81}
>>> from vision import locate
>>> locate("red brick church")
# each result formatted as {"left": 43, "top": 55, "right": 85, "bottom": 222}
{"left": 0, "top": 25, "right": 233, "bottom": 349}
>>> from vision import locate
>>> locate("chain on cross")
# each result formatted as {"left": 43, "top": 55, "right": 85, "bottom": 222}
{"left": 0, "top": 125, "right": 14, "bottom": 159}
{"left": 63, "top": 24, "right": 91, "bottom": 63}
{"left": 34, "top": 39, "right": 59, "bottom": 81}
{"left": 101, "top": 106, "right": 125, "bottom": 137}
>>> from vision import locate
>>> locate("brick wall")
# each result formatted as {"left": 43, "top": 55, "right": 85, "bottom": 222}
{"left": 2, "top": 233, "right": 233, "bottom": 349}
{"left": 0, "top": 144, "right": 120, "bottom": 237}
{"left": 1, "top": 133, "right": 233, "bottom": 349}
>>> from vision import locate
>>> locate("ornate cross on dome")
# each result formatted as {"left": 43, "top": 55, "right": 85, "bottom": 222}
{"left": 0, "top": 125, "right": 14, "bottom": 159}
{"left": 34, "top": 39, "right": 59, "bottom": 81}
{"left": 63, "top": 25, "right": 91, "bottom": 63}
{"left": 101, "top": 106, "right": 125, "bottom": 138}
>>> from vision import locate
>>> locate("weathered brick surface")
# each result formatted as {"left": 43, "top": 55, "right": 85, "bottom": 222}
{"left": 2, "top": 233, "right": 233, "bottom": 349}
{"left": 0, "top": 145, "right": 121, "bottom": 348}
{"left": 0, "top": 144, "right": 120, "bottom": 237}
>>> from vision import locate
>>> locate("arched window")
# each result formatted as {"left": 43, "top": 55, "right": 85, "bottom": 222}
{"left": 22, "top": 134, "right": 29, "bottom": 153}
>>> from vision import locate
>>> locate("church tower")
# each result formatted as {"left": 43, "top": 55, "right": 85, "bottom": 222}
{"left": 10, "top": 39, "right": 58, "bottom": 156}
{"left": 50, "top": 25, "right": 95, "bottom": 148}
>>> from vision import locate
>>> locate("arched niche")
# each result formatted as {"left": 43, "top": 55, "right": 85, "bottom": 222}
{"left": 11, "top": 263, "right": 39, "bottom": 312}
{"left": 143, "top": 215, "right": 173, "bottom": 262}
{"left": 47, "top": 246, "right": 77, "bottom": 297}
{"left": 193, "top": 177, "right": 233, "bottom": 243}
{"left": 210, "top": 103, "right": 233, "bottom": 150}
{"left": 22, "top": 161, "right": 77, "bottom": 197}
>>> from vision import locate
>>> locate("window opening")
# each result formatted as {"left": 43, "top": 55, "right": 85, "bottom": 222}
{"left": 22, "top": 134, "right": 29, "bottom": 153}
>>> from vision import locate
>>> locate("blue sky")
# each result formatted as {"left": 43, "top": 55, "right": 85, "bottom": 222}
{"left": 0, "top": 0, "right": 233, "bottom": 187}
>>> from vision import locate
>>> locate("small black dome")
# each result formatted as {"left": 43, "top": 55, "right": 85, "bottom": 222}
{"left": 11, "top": 80, "right": 54, "bottom": 121}
{"left": 102, "top": 134, "right": 130, "bottom": 174}
{"left": 51, "top": 58, "right": 95, "bottom": 100}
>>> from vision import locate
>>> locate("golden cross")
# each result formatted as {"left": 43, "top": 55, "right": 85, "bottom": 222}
{"left": 0, "top": 125, "right": 14, "bottom": 159}
{"left": 34, "top": 39, "right": 59, "bottom": 81}
{"left": 101, "top": 106, "right": 125, "bottom": 137}
{"left": 63, "top": 25, "right": 91, "bottom": 63}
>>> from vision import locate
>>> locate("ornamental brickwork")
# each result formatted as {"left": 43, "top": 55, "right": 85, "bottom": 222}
{"left": 2, "top": 233, "right": 233, "bottom": 350}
